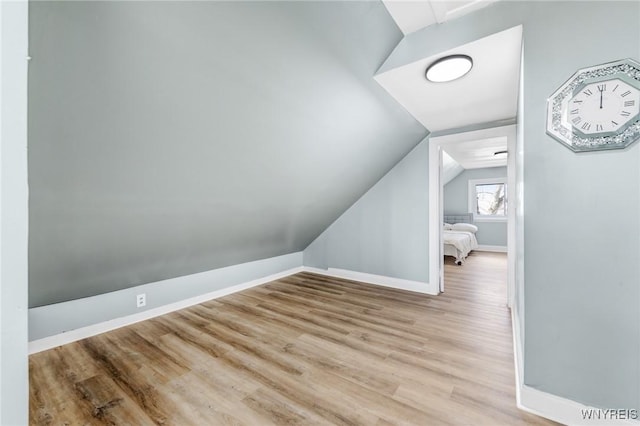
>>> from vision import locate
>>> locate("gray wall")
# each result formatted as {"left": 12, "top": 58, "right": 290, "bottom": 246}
{"left": 30, "top": 252, "right": 301, "bottom": 341}
{"left": 304, "top": 138, "right": 429, "bottom": 283}
{"left": 520, "top": 3, "right": 639, "bottom": 411}
{"left": 28, "top": 1, "right": 426, "bottom": 307}
{"left": 378, "top": 0, "right": 640, "bottom": 412}
{"left": 444, "top": 166, "right": 507, "bottom": 247}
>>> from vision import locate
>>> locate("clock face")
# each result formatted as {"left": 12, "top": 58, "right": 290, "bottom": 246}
{"left": 546, "top": 58, "right": 640, "bottom": 152}
{"left": 567, "top": 79, "right": 639, "bottom": 135}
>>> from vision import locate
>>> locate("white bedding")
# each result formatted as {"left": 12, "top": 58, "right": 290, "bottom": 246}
{"left": 443, "top": 230, "right": 478, "bottom": 264}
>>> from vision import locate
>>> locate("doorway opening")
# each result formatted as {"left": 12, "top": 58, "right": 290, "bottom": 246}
{"left": 429, "top": 125, "right": 516, "bottom": 307}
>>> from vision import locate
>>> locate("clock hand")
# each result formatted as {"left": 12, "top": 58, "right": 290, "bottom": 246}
{"left": 599, "top": 88, "right": 603, "bottom": 109}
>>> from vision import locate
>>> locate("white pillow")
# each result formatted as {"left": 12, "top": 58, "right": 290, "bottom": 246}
{"left": 452, "top": 223, "right": 478, "bottom": 233}
{"left": 443, "top": 223, "right": 453, "bottom": 230}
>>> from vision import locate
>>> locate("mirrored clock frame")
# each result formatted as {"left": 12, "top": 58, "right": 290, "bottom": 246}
{"left": 546, "top": 58, "right": 640, "bottom": 152}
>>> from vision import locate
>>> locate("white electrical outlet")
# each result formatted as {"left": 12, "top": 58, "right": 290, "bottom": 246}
{"left": 136, "top": 293, "right": 146, "bottom": 308}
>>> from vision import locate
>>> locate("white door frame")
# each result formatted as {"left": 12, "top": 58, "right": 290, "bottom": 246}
{"left": 0, "top": 0, "right": 30, "bottom": 423}
{"left": 428, "top": 124, "right": 517, "bottom": 307}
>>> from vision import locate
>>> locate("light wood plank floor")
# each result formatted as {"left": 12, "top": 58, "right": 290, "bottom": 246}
{"left": 30, "top": 252, "right": 557, "bottom": 425}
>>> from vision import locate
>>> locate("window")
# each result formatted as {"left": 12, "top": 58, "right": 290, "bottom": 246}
{"left": 468, "top": 177, "right": 507, "bottom": 221}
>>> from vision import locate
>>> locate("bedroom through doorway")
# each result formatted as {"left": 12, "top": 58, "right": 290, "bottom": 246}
{"left": 428, "top": 125, "right": 516, "bottom": 308}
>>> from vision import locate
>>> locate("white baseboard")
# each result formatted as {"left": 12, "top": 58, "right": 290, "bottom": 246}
{"left": 303, "top": 266, "right": 438, "bottom": 295}
{"left": 511, "top": 307, "right": 524, "bottom": 396}
{"left": 511, "top": 309, "right": 639, "bottom": 426}
{"left": 477, "top": 245, "right": 507, "bottom": 253}
{"left": 29, "top": 259, "right": 438, "bottom": 354}
{"left": 519, "top": 384, "right": 639, "bottom": 426}
{"left": 29, "top": 254, "right": 303, "bottom": 354}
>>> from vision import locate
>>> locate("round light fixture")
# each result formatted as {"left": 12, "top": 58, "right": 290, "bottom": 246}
{"left": 425, "top": 54, "right": 473, "bottom": 83}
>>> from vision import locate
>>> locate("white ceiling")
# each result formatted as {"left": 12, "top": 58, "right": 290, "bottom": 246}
{"left": 382, "top": 0, "right": 499, "bottom": 35}
{"left": 378, "top": 1, "right": 518, "bottom": 169}
{"left": 443, "top": 136, "right": 507, "bottom": 169}
{"left": 374, "top": 24, "right": 522, "bottom": 133}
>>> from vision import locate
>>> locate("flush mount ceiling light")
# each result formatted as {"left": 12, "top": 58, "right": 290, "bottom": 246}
{"left": 425, "top": 54, "right": 473, "bottom": 83}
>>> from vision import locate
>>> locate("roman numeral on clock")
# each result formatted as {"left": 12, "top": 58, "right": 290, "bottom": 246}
{"left": 612, "top": 120, "right": 619, "bottom": 126}
{"left": 621, "top": 90, "right": 632, "bottom": 97}
{"left": 595, "top": 124, "right": 603, "bottom": 131}
{"left": 570, "top": 109, "right": 579, "bottom": 114}
{"left": 583, "top": 89, "right": 593, "bottom": 96}
{"left": 624, "top": 100, "right": 635, "bottom": 107}
{"left": 597, "top": 84, "right": 606, "bottom": 92}
{"left": 621, "top": 111, "right": 631, "bottom": 117}
{"left": 572, "top": 117, "right": 582, "bottom": 125}
{"left": 581, "top": 122, "right": 591, "bottom": 131}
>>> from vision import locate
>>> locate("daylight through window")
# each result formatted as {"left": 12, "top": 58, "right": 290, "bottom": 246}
{"left": 475, "top": 183, "right": 506, "bottom": 216}
{"left": 468, "top": 177, "right": 507, "bottom": 221}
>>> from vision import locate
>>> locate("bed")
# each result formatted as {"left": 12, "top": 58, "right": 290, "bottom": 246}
{"left": 443, "top": 213, "right": 479, "bottom": 265}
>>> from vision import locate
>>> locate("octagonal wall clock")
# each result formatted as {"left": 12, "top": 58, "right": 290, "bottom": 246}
{"left": 546, "top": 58, "right": 640, "bottom": 152}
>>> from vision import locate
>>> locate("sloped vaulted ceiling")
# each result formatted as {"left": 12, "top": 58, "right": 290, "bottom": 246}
{"left": 28, "top": 1, "right": 427, "bottom": 306}
{"left": 29, "top": 2, "right": 427, "bottom": 306}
